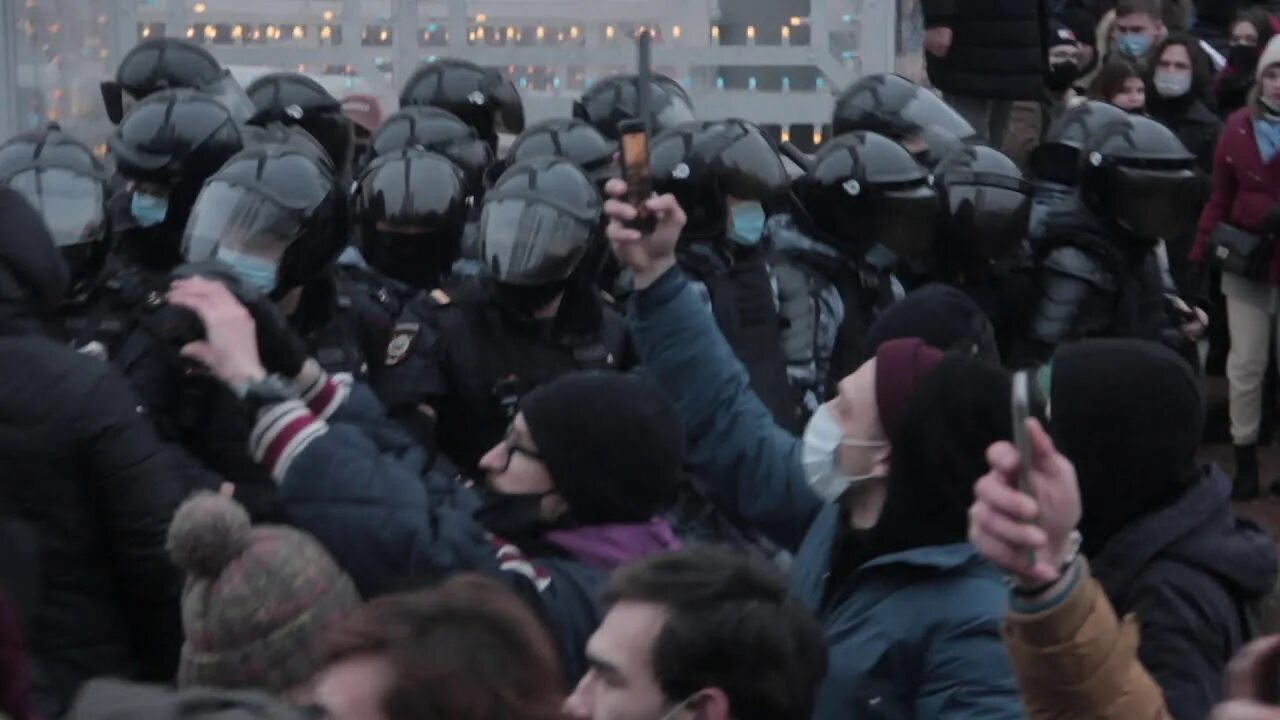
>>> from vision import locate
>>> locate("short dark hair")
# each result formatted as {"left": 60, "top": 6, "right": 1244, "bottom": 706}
{"left": 324, "top": 574, "right": 564, "bottom": 720}
{"left": 605, "top": 547, "right": 828, "bottom": 720}
{"left": 1115, "top": 0, "right": 1163, "bottom": 21}
{"left": 1090, "top": 57, "right": 1144, "bottom": 103}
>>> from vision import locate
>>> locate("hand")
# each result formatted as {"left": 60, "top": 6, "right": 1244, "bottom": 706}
{"left": 602, "top": 178, "right": 686, "bottom": 290}
{"left": 1169, "top": 294, "right": 1210, "bottom": 341}
{"left": 166, "top": 277, "right": 267, "bottom": 389}
{"left": 924, "top": 27, "right": 953, "bottom": 58}
{"left": 969, "top": 418, "right": 1082, "bottom": 587}
{"left": 1211, "top": 635, "right": 1280, "bottom": 719}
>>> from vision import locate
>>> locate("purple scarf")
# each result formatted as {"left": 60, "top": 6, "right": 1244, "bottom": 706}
{"left": 544, "top": 518, "right": 682, "bottom": 571}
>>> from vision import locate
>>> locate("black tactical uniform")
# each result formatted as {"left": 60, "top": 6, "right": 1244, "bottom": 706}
{"left": 832, "top": 73, "right": 977, "bottom": 168}
{"left": 376, "top": 157, "right": 629, "bottom": 474}
{"left": 1017, "top": 115, "right": 1205, "bottom": 366}
{"left": 343, "top": 147, "right": 471, "bottom": 387}
{"left": 246, "top": 71, "right": 356, "bottom": 184}
{"left": 646, "top": 119, "right": 797, "bottom": 429}
{"left": 399, "top": 58, "right": 525, "bottom": 154}
{"left": 777, "top": 131, "right": 937, "bottom": 407}
{"left": 100, "top": 37, "right": 254, "bottom": 125}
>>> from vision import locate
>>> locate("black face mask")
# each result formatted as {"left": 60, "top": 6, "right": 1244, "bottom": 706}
{"left": 1046, "top": 61, "right": 1081, "bottom": 92}
{"left": 473, "top": 487, "right": 558, "bottom": 541}
{"left": 1229, "top": 43, "right": 1261, "bottom": 73}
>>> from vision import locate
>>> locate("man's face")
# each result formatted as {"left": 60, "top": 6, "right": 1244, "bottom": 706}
{"left": 564, "top": 601, "right": 674, "bottom": 720}
{"left": 478, "top": 412, "right": 556, "bottom": 496}
{"left": 312, "top": 653, "right": 395, "bottom": 720}
{"left": 1049, "top": 43, "right": 1082, "bottom": 67}
{"left": 1114, "top": 12, "right": 1163, "bottom": 47}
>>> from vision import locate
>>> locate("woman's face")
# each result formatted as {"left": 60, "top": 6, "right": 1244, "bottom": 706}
{"left": 1112, "top": 77, "right": 1147, "bottom": 111}
{"left": 1157, "top": 44, "right": 1193, "bottom": 75}
{"left": 1232, "top": 21, "right": 1260, "bottom": 47}
{"left": 829, "top": 360, "right": 891, "bottom": 481}
{"left": 1263, "top": 66, "right": 1280, "bottom": 103}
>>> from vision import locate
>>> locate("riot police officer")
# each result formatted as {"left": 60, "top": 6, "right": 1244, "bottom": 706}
{"left": 399, "top": 58, "right": 524, "bottom": 153}
{"left": 100, "top": 37, "right": 254, "bottom": 125}
{"left": 573, "top": 73, "right": 695, "bottom": 140}
{"left": 364, "top": 106, "right": 494, "bottom": 204}
{"left": 1027, "top": 100, "right": 1129, "bottom": 242}
{"left": 832, "top": 73, "right": 977, "bottom": 168}
{"left": 644, "top": 119, "right": 797, "bottom": 429}
{"left": 1016, "top": 114, "right": 1205, "bottom": 366}
{"left": 375, "top": 156, "right": 629, "bottom": 475}
{"left": 777, "top": 131, "right": 938, "bottom": 409}
{"left": 107, "top": 88, "right": 244, "bottom": 275}
{"left": 246, "top": 72, "right": 356, "bottom": 183}
{"left": 0, "top": 124, "right": 123, "bottom": 355}
{"left": 342, "top": 147, "right": 471, "bottom": 383}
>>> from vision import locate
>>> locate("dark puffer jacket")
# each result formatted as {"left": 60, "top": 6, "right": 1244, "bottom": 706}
{"left": 923, "top": 0, "right": 1050, "bottom": 101}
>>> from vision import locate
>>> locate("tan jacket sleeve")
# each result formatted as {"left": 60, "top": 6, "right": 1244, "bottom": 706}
{"left": 1001, "top": 560, "right": 1173, "bottom": 720}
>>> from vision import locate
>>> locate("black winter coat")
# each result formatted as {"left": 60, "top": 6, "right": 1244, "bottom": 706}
{"left": 0, "top": 321, "right": 188, "bottom": 716}
{"left": 923, "top": 0, "right": 1049, "bottom": 101}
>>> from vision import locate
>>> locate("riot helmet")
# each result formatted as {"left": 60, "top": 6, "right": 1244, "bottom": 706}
{"left": 648, "top": 119, "right": 788, "bottom": 245}
{"left": 794, "top": 131, "right": 938, "bottom": 260}
{"left": 0, "top": 124, "right": 110, "bottom": 292}
{"left": 247, "top": 72, "right": 354, "bottom": 181}
{"left": 1079, "top": 115, "right": 1202, "bottom": 244}
{"left": 367, "top": 107, "right": 493, "bottom": 203}
{"left": 108, "top": 88, "right": 244, "bottom": 238}
{"left": 102, "top": 38, "right": 253, "bottom": 125}
{"left": 489, "top": 118, "right": 618, "bottom": 191}
{"left": 182, "top": 143, "right": 347, "bottom": 298}
{"left": 479, "top": 156, "right": 601, "bottom": 306}
{"left": 933, "top": 144, "right": 1033, "bottom": 278}
{"left": 573, "top": 73, "right": 696, "bottom": 140}
{"left": 354, "top": 148, "right": 469, "bottom": 290}
{"left": 832, "top": 73, "right": 976, "bottom": 166}
{"left": 399, "top": 59, "right": 524, "bottom": 152}
{"left": 1030, "top": 100, "right": 1130, "bottom": 185}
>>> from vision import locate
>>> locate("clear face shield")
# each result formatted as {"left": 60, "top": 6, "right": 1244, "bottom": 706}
{"left": 182, "top": 181, "right": 304, "bottom": 293}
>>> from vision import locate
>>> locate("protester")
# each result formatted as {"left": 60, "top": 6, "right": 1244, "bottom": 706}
{"left": 1111, "top": 0, "right": 1169, "bottom": 64}
{"left": 564, "top": 547, "right": 828, "bottom": 720}
{"left": 166, "top": 491, "right": 360, "bottom": 698}
{"left": 0, "top": 187, "right": 198, "bottom": 716}
{"left": 859, "top": 282, "right": 1000, "bottom": 363}
{"left": 1091, "top": 57, "right": 1149, "bottom": 111}
{"left": 1191, "top": 33, "right": 1280, "bottom": 499}
{"left": 1146, "top": 33, "right": 1224, "bottom": 172}
{"left": 920, "top": 0, "right": 1047, "bottom": 145}
{"left": 968, "top": 416, "right": 1174, "bottom": 720}
{"left": 1215, "top": 8, "right": 1277, "bottom": 117}
{"left": 604, "top": 181, "right": 1024, "bottom": 717}
{"left": 1050, "top": 339, "right": 1277, "bottom": 718}
{"left": 315, "top": 575, "right": 565, "bottom": 720}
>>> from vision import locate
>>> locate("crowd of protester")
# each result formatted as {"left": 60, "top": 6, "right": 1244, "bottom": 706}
{"left": 8, "top": 0, "right": 1280, "bottom": 718}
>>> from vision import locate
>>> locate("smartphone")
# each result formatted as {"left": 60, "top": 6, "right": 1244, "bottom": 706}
{"left": 1011, "top": 371, "right": 1038, "bottom": 566}
{"left": 618, "top": 30, "right": 657, "bottom": 234}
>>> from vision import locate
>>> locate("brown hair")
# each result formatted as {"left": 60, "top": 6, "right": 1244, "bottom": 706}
{"left": 1089, "top": 57, "right": 1145, "bottom": 104}
{"left": 1115, "top": 0, "right": 1164, "bottom": 22}
{"left": 324, "top": 574, "right": 565, "bottom": 720}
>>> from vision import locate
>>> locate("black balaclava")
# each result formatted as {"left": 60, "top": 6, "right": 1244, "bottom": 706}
{"left": 520, "top": 371, "right": 684, "bottom": 526}
{"left": 0, "top": 186, "right": 69, "bottom": 323}
{"left": 861, "top": 283, "right": 998, "bottom": 363}
{"left": 1050, "top": 339, "right": 1203, "bottom": 557}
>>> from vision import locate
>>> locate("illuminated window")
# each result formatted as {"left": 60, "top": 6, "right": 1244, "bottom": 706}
{"left": 605, "top": 25, "right": 614, "bottom": 39}
{"left": 322, "top": 10, "right": 334, "bottom": 21}
{"left": 293, "top": 25, "right": 305, "bottom": 39}
{"left": 672, "top": 25, "right": 681, "bottom": 39}
{"left": 475, "top": 13, "right": 487, "bottom": 22}
{"left": 186, "top": 26, "right": 195, "bottom": 38}
{"left": 569, "top": 26, "right": 579, "bottom": 39}
{"left": 192, "top": 2, "right": 206, "bottom": 13}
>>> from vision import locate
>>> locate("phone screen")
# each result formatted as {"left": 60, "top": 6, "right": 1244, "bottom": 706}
{"left": 620, "top": 129, "right": 652, "bottom": 204}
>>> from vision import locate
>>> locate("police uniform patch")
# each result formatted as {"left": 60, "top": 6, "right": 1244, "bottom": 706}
{"left": 385, "top": 323, "right": 420, "bottom": 366}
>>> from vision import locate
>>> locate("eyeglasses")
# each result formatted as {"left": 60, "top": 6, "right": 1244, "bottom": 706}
{"left": 497, "top": 423, "right": 542, "bottom": 472}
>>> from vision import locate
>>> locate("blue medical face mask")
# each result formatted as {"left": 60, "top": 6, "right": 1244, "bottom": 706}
{"left": 730, "top": 202, "right": 766, "bottom": 246}
{"left": 216, "top": 248, "right": 278, "bottom": 294}
{"left": 130, "top": 191, "right": 168, "bottom": 228}
{"left": 1115, "top": 31, "right": 1152, "bottom": 59}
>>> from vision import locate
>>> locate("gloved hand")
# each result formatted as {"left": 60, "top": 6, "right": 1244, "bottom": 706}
{"left": 243, "top": 296, "right": 308, "bottom": 379}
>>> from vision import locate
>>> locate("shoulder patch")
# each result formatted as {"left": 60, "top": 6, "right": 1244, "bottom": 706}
{"left": 385, "top": 322, "right": 420, "bottom": 366}
{"left": 430, "top": 288, "right": 452, "bottom": 306}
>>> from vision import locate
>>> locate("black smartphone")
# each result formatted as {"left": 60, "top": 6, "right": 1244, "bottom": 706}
{"left": 618, "top": 31, "right": 656, "bottom": 234}
{"left": 1011, "top": 371, "right": 1038, "bottom": 566}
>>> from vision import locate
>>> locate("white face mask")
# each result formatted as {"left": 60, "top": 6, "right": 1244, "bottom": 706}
{"left": 1153, "top": 70, "right": 1192, "bottom": 98}
{"left": 801, "top": 404, "right": 888, "bottom": 503}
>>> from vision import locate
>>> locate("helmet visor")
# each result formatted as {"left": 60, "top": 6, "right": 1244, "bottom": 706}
{"left": 182, "top": 181, "right": 302, "bottom": 263}
{"left": 717, "top": 129, "right": 789, "bottom": 202}
{"left": 1109, "top": 167, "right": 1203, "bottom": 240}
{"left": 479, "top": 197, "right": 593, "bottom": 284}
{"left": 205, "top": 71, "right": 257, "bottom": 124}
{"left": 6, "top": 168, "right": 105, "bottom": 248}
{"left": 946, "top": 184, "right": 1032, "bottom": 260}
{"left": 877, "top": 185, "right": 939, "bottom": 259}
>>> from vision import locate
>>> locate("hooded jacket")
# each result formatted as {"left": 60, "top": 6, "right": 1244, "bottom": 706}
{"left": 0, "top": 187, "right": 194, "bottom": 715}
{"left": 1050, "top": 339, "right": 1279, "bottom": 719}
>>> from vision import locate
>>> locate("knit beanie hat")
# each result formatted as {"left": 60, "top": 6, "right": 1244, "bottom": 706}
{"left": 1049, "top": 19, "right": 1080, "bottom": 51}
{"left": 167, "top": 492, "right": 360, "bottom": 694}
{"left": 874, "top": 338, "right": 945, "bottom": 441}
{"left": 520, "top": 371, "right": 684, "bottom": 525}
{"left": 1258, "top": 35, "right": 1280, "bottom": 80}
{"left": 862, "top": 283, "right": 998, "bottom": 363}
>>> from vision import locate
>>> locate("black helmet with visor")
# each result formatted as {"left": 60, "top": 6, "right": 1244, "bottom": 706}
{"left": 102, "top": 38, "right": 253, "bottom": 125}
{"left": 1030, "top": 100, "right": 1130, "bottom": 185}
{"left": 488, "top": 118, "right": 618, "bottom": 191}
{"left": 399, "top": 58, "right": 524, "bottom": 152}
{"left": 933, "top": 144, "right": 1033, "bottom": 279}
{"left": 573, "top": 73, "right": 695, "bottom": 140}
{"left": 367, "top": 107, "right": 493, "bottom": 203}
{"left": 247, "top": 72, "right": 354, "bottom": 181}
{"left": 832, "top": 73, "right": 976, "bottom": 167}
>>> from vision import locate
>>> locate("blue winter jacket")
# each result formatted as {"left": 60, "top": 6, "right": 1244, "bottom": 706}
{"left": 629, "top": 268, "right": 1024, "bottom": 719}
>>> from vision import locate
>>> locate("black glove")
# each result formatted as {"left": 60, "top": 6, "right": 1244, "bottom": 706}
{"left": 244, "top": 297, "right": 308, "bottom": 378}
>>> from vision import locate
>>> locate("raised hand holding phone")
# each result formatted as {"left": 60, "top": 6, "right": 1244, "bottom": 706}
{"left": 617, "top": 30, "right": 657, "bottom": 233}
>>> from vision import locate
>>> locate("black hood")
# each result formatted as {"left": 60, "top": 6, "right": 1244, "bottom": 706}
{"left": 1090, "top": 467, "right": 1278, "bottom": 604}
{"left": 0, "top": 186, "right": 69, "bottom": 321}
